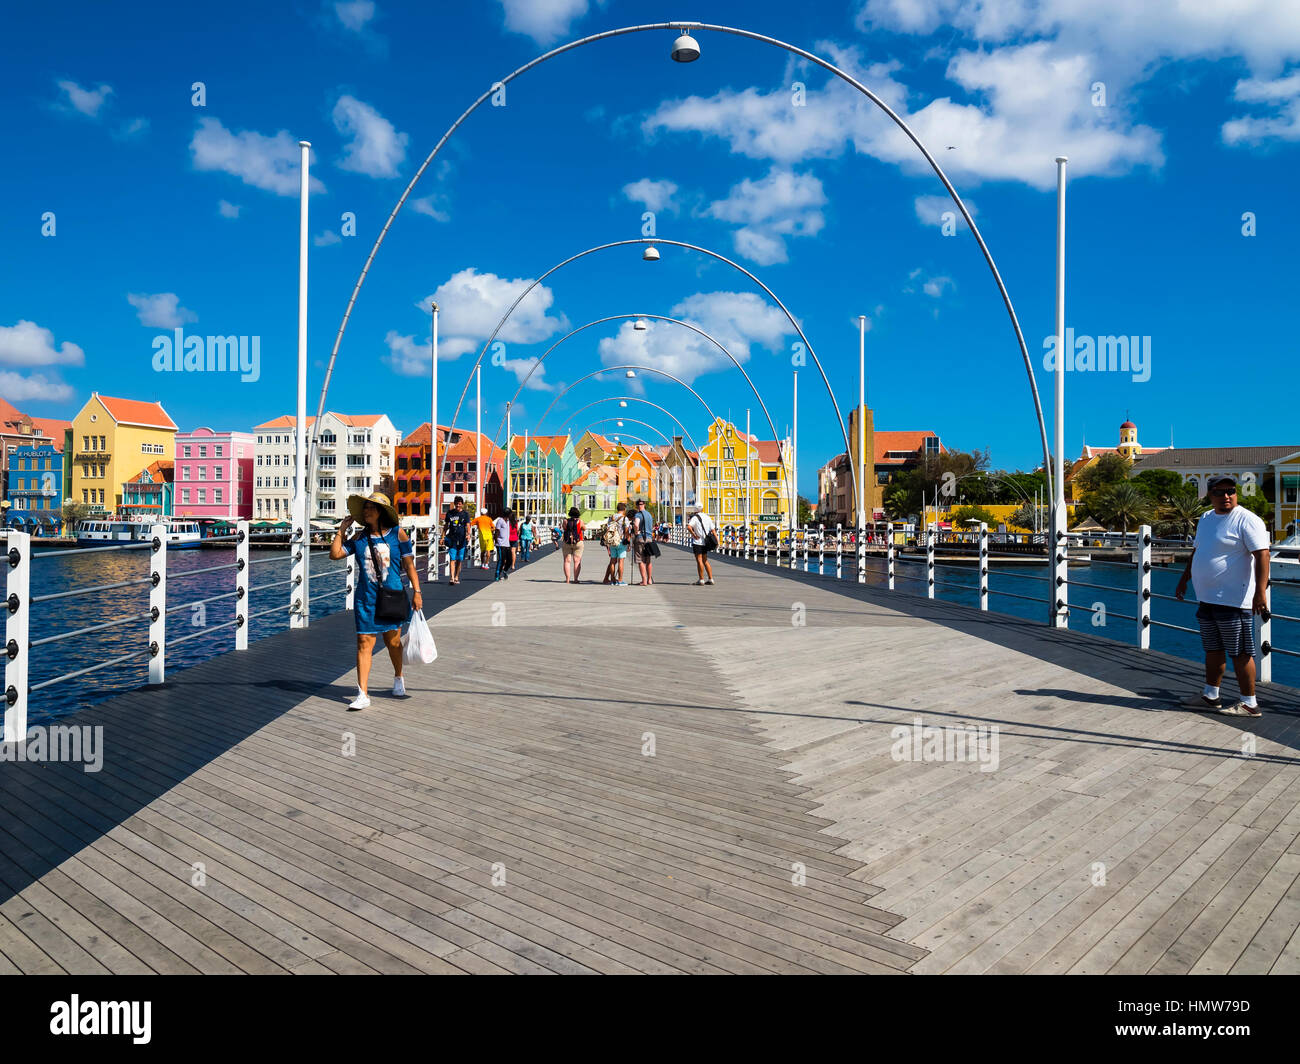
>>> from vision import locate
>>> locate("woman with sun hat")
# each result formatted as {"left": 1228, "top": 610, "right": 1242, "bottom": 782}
{"left": 329, "top": 488, "right": 423, "bottom": 710}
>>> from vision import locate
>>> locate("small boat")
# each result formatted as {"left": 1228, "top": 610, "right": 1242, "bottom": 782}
{"left": 75, "top": 516, "right": 203, "bottom": 549}
{"left": 1272, "top": 532, "right": 1300, "bottom": 583}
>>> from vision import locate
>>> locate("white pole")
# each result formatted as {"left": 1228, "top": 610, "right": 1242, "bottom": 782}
{"left": 428, "top": 301, "right": 440, "bottom": 581}
{"left": 475, "top": 364, "right": 482, "bottom": 515}
{"left": 524, "top": 430, "right": 530, "bottom": 519}
{"left": 290, "top": 140, "right": 310, "bottom": 630}
{"left": 745, "top": 408, "right": 750, "bottom": 540}
{"left": 792, "top": 370, "right": 798, "bottom": 532}
{"left": 858, "top": 315, "right": 867, "bottom": 540}
{"left": 1052, "top": 156, "right": 1069, "bottom": 628}
{"left": 505, "top": 402, "right": 512, "bottom": 513}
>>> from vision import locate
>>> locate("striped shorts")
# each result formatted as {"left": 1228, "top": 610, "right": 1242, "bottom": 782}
{"left": 1196, "top": 603, "right": 1255, "bottom": 658}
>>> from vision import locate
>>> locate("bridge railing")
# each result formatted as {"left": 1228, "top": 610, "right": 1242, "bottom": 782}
{"left": 2, "top": 521, "right": 351, "bottom": 739}
{"left": 666, "top": 521, "right": 1295, "bottom": 688}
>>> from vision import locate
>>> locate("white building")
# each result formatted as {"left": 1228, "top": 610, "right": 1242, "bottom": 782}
{"left": 253, "top": 413, "right": 400, "bottom": 520}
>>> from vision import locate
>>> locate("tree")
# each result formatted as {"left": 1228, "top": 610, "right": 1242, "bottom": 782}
{"left": 1008, "top": 502, "right": 1038, "bottom": 532}
{"left": 949, "top": 504, "right": 1000, "bottom": 528}
{"left": 797, "top": 495, "right": 815, "bottom": 526}
{"left": 1236, "top": 487, "right": 1273, "bottom": 524}
{"left": 1160, "top": 491, "right": 1206, "bottom": 538}
{"left": 1132, "top": 468, "right": 1185, "bottom": 503}
{"left": 56, "top": 500, "right": 93, "bottom": 533}
{"left": 1073, "top": 452, "right": 1132, "bottom": 497}
{"left": 1093, "top": 482, "right": 1156, "bottom": 533}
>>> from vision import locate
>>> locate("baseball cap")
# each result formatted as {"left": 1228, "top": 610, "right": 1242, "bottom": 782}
{"left": 1207, "top": 476, "right": 1237, "bottom": 491}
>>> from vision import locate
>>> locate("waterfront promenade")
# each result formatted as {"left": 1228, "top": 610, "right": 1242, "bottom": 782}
{"left": 2, "top": 545, "right": 1298, "bottom": 974}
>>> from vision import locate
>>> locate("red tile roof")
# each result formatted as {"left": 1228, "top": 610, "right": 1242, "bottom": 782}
{"left": 400, "top": 422, "right": 455, "bottom": 447}
{"left": 874, "top": 431, "right": 941, "bottom": 464}
{"left": 510, "top": 434, "right": 570, "bottom": 456}
{"left": 95, "top": 394, "right": 177, "bottom": 430}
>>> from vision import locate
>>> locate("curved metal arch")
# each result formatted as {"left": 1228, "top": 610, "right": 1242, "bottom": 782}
{"left": 559, "top": 396, "right": 703, "bottom": 455}
{"left": 535, "top": 364, "right": 719, "bottom": 431}
{"left": 575, "top": 417, "right": 671, "bottom": 446}
{"left": 312, "top": 21, "right": 1051, "bottom": 519}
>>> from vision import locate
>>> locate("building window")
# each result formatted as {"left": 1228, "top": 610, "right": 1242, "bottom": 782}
{"left": 214, "top": 466, "right": 223, "bottom": 480}
{"left": 767, "top": 471, "right": 777, "bottom": 480}
{"left": 214, "top": 445, "right": 222, "bottom": 457}
{"left": 181, "top": 488, "right": 190, "bottom": 503}
{"left": 214, "top": 488, "right": 222, "bottom": 504}
{"left": 183, "top": 445, "right": 192, "bottom": 458}
{"left": 183, "top": 467, "right": 191, "bottom": 480}
{"left": 83, "top": 435, "right": 90, "bottom": 451}
{"left": 99, "top": 436, "right": 105, "bottom": 450}
{"left": 723, "top": 447, "right": 734, "bottom": 460}
{"left": 763, "top": 494, "right": 779, "bottom": 515}
{"left": 198, "top": 445, "right": 207, "bottom": 457}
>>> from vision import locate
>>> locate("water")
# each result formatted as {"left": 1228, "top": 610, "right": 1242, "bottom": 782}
{"left": 759, "top": 550, "right": 1300, "bottom": 688}
{"left": 17, "top": 545, "right": 351, "bottom": 725}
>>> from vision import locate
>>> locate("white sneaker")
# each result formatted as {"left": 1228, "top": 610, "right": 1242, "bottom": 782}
{"left": 348, "top": 691, "right": 371, "bottom": 711}
{"left": 392, "top": 677, "right": 408, "bottom": 698}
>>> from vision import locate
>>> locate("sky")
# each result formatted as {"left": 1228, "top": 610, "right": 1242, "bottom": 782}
{"left": 3, "top": 0, "right": 1298, "bottom": 498}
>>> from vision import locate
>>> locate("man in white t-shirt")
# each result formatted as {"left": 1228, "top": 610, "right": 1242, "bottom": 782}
{"left": 688, "top": 503, "right": 716, "bottom": 585}
{"left": 1175, "top": 477, "right": 1271, "bottom": 716}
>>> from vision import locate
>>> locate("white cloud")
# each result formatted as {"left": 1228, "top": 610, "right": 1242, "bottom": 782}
{"left": 419, "top": 268, "right": 568, "bottom": 361}
{"left": 0, "top": 371, "right": 74, "bottom": 402}
{"left": 596, "top": 291, "right": 795, "bottom": 385}
{"left": 218, "top": 200, "right": 241, "bottom": 218}
{"left": 410, "top": 195, "right": 450, "bottom": 222}
{"left": 906, "top": 267, "right": 954, "bottom": 299}
{"left": 127, "top": 293, "right": 198, "bottom": 329}
{"left": 332, "top": 95, "right": 408, "bottom": 178}
{"left": 623, "top": 178, "right": 679, "bottom": 213}
{"left": 499, "top": 0, "right": 593, "bottom": 45}
{"left": 0, "top": 320, "right": 85, "bottom": 367}
{"left": 707, "top": 169, "right": 826, "bottom": 265}
{"left": 114, "top": 117, "right": 150, "bottom": 141}
{"left": 334, "top": 0, "right": 376, "bottom": 31}
{"left": 190, "top": 117, "right": 325, "bottom": 196}
{"left": 914, "top": 193, "right": 976, "bottom": 227}
{"left": 314, "top": 229, "right": 342, "bottom": 246}
{"left": 56, "top": 79, "right": 112, "bottom": 118}
{"left": 645, "top": 41, "right": 1163, "bottom": 190}
{"left": 384, "top": 331, "right": 430, "bottom": 375}
{"left": 1223, "top": 69, "right": 1300, "bottom": 144}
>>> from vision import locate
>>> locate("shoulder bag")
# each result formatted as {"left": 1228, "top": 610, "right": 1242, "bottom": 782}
{"left": 367, "top": 532, "right": 412, "bottom": 623}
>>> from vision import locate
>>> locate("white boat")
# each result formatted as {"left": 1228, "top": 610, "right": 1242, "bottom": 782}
{"left": 1272, "top": 532, "right": 1300, "bottom": 583}
{"left": 75, "top": 516, "right": 203, "bottom": 549}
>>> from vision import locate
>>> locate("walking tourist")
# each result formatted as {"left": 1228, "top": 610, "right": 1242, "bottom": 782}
{"left": 443, "top": 495, "right": 469, "bottom": 585}
{"left": 561, "top": 506, "right": 584, "bottom": 583}
{"left": 1175, "top": 477, "right": 1271, "bottom": 716}
{"left": 518, "top": 514, "right": 535, "bottom": 562}
{"left": 329, "top": 490, "right": 421, "bottom": 711}
{"left": 603, "top": 502, "right": 630, "bottom": 585}
{"left": 508, "top": 511, "right": 520, "bottom": 571}
{"left": 472, "top": 509, "right": 495, "bottom": 569}
{"left": 632, "top": 498, "right": 656, "bottom": 586}
{"left": 494, "top": 508, "right": 514, "bottom": 581}
{"left": 689, "top": 502, "right": 716, "bottom": 585}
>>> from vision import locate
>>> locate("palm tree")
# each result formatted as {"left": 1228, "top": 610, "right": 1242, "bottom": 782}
{"left": 1094, "top": 482, "right": 1156, "bottom": 533}
{"left": 1160, "top": 492, "right": 1205, "bottom": 539}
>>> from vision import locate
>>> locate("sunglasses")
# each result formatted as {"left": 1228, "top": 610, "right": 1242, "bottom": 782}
{"left": 1209, "top": 488, "right": 1236, "bottom": 497}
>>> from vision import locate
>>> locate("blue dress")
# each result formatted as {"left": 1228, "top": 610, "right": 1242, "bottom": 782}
{"left": 345, "top": 527, "right": 413, "bottom": 634}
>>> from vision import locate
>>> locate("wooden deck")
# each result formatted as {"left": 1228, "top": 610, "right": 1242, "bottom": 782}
{"left": 2, "top": 543, "right": 1298, "bottom": 974}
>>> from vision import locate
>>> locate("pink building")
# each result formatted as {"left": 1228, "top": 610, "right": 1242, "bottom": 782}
{"left": 174, "top": 427, "right": 255, "bottom": 519}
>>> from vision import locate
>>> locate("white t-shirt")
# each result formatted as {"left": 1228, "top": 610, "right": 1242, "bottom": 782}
{"left": 1191, "top": 505, "right": 1269, "bottom": 609}
{"left": 493, "top": 517, "right": 510, "bottom": 545}
{"left": 688, "top": 511, "right": 715, "bottom": 546}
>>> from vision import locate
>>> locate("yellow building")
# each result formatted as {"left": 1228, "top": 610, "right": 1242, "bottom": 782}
{"left": 70, "top": 393, "right": 177, "bottom": 513}
{"left": 697, "top": 418, "right": 793, "bottom": 526}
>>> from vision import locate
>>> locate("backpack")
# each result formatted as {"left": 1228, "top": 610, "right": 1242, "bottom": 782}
{"left": 563, "top": 517, "right": 581, "bottom": 544}
{"left": 602, "top": 518, "right": 623, "bottom": 548}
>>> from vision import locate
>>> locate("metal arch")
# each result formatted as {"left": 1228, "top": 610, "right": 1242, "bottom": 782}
{"left": 574, "top": 417, "right": 672, "bottom": 446}
{"left": 557, "top": 397, "right": 703, "bottom": 455}
{"left": 311, "top": 21, "right": 1052, "bottom": 521}
{"left": 534, "top": 364, "right": 719, "bottom": 431}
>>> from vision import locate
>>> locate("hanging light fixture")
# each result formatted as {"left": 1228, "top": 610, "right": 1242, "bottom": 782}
{"left": 642, "top": 245, "right": 660, "bottom": 261}
{"left": 671, "top": 29, "right": 701, "bottom": 63}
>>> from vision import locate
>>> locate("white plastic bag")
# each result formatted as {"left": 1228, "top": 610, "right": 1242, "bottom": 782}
{"left": 401, "top": 609, "right": 438, "bottom": 665}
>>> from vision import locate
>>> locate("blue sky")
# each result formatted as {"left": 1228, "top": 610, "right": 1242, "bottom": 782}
{"left": 3, "top": 0, "right": 1298, "bottom": 497}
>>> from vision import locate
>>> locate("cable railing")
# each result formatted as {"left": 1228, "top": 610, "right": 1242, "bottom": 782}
{"left": 2, "top": 520, "right": 353, "bottom": 739}
{"left": 662, "top": 519, "right": 1294, "bottom": 687}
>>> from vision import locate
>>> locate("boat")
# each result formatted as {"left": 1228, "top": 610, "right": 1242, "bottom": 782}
{"left": 1273, "top": 531, "right": 1300, "bottom": 583}
{"left": 75, "top": 515, "right": 203, "bottom": 549}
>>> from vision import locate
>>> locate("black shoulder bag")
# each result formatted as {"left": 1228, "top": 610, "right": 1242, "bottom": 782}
{"left": 367, "top": 532, "right": 411, "bottom": 623}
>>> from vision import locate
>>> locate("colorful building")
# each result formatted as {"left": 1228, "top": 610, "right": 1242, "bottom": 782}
{"left": 442, "top": 431, "right": 505, "bottom": 517}
{"left": 657, "top": 436, "right": 699, "bottom": 523}
{"left": 395, "top": 423, "right": 454, "bottom": 519}
{"left": 122, "top": 460, "right": 174, "bottom": 517}
{"left": 697, "top": 417, "right": 793, "bottom": 527}
{"left": 818, "top": 407, "right": 942, "bottom": 526}
{"left": 174, "top": 427, "right": 254, "bottom": 519}
{"left": 506, "top": 434, "right": 580, "bottom": 518}
{"left": 69, "top": 393, "right": 177, "bottom": 514}
{"left": 4, "top": 443, "right": 64, "bottom": 534}
{"left": 566, "top": 465, "right": 618, "bottom": 524}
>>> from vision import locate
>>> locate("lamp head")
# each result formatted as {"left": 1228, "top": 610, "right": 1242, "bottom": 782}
{"left": 671, "top": 31, "right": 700, "bottom": 63}
{"left": 642, "top": 245, "right": 660, "bottom": 261}
{"left": 633, "top": 319, "right": 647, "bottom": 331}
{"left": 625, "top": 370, "right": 636, "bottom": 379}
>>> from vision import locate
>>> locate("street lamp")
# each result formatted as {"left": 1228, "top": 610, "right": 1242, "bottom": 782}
{"left": 618, "top": 401, "right": 628, "bottom": 408}
{"left": 642, "top": 246, "right": 660, "bottom": 262}
{"left": 671, "top": 30, "right": 701, "bottom": 62}
{"left": 633, "top": 319, "right": 647, "bottom": 331}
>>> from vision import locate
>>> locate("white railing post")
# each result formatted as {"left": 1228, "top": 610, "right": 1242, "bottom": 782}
{"left": 926, "top": 523, "right": 936, "bottom": 599}
{"left": 979, "top": 522, "right": 989, "bottom": 611}
{"left": 1138, "top": 524, "right": 1152, "bottom": 650}
{"left": 4, "top": 530, "right": 31, "bottom": 742}
{"left": 345, "top": 554, "right": 356, "bottom": 611}
{"left": 235, "top": 520, "right": 249, "bottom": 650}
{"left": 857, "top": 522, "right": 867, "bottom": 584}
{"left": 426, "top": 525, "right": 440, "bottom": 582}
{"left": 1259, "top": 584, "right": 1272, "bottom": 686}
{"left": 149, "top": 522, "right": 167, "bottom": 684}
{"left": 818, "top": 523, "right": 825, "bottom": 572}
{"left": 886, "top": 521, "right": 895, "bottom": 591}
{"left": 1053, "top": 523, "right": 1070, "bottom": 629}
{"left": 835, "top": 523, "right": 843, "bottom": 579}
{"left": 290, "top": 518, "right": 309, "bottom": 629}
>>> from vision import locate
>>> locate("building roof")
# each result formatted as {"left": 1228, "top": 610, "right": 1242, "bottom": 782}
{"left": 445, "top": 431, "right": 505, "bottom": 463}
{"left": 254, "top": 413, "right": 386, "bottom": 430}
{"left": 254, "top": 415, "right": 318, "bottom": 429}
{"left": 399, "top": 423, "right": 455, "bottom": 447}
{"left": 510, "top": 434, "right": 570, "bottom": 456}
{"left": 753, "top": 440, "right": 783, "bottom": 464}
{"left": 30, "top": 417, "right": 72, "bottom": 440}
{"left": 1132, "top": 445, "right": 1300, "bottom": 470}
{"left": 94, "top": 393, "right": 177, "bottom": 430}
{"left": 874, "top": 431, "right": 941, "bottom": 465}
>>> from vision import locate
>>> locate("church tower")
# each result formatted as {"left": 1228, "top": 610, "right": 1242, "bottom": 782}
{"left": 1117, "top": 417, "right": 1139, "bottom": 460}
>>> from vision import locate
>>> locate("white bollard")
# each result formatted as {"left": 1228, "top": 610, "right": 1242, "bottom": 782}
{"left": 857, "top": 523, "right": 867, "bottom": 584}
{"left": 886, "top": 521, "right": 895, "bottom": 591}
{"left": 835, "top": 523, "right": 843, "bottom": 580}
{"left": 925, "top": 523, "right": 936, "bottom": 600}
{"left": 818, "top": 523, "right": 825, "bottom": 572}
{"left": 149, "top": 522, "right": 167, "bottom": 684}
{"left": 3, "top": 530, "right": 30, "bottom": 741}
{"left": 979, "top": 522, "right": 989, "bottom": 611}
{"left": 1138, "top": 523, "right": 1151, "bottom": 650}
{"left": 236, "top": 520, "right": 249, "bottom": 649}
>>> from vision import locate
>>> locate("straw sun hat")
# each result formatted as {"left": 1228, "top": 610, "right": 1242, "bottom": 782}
{"left": 347, "top": 491, "right": 400, "bottom": 528}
